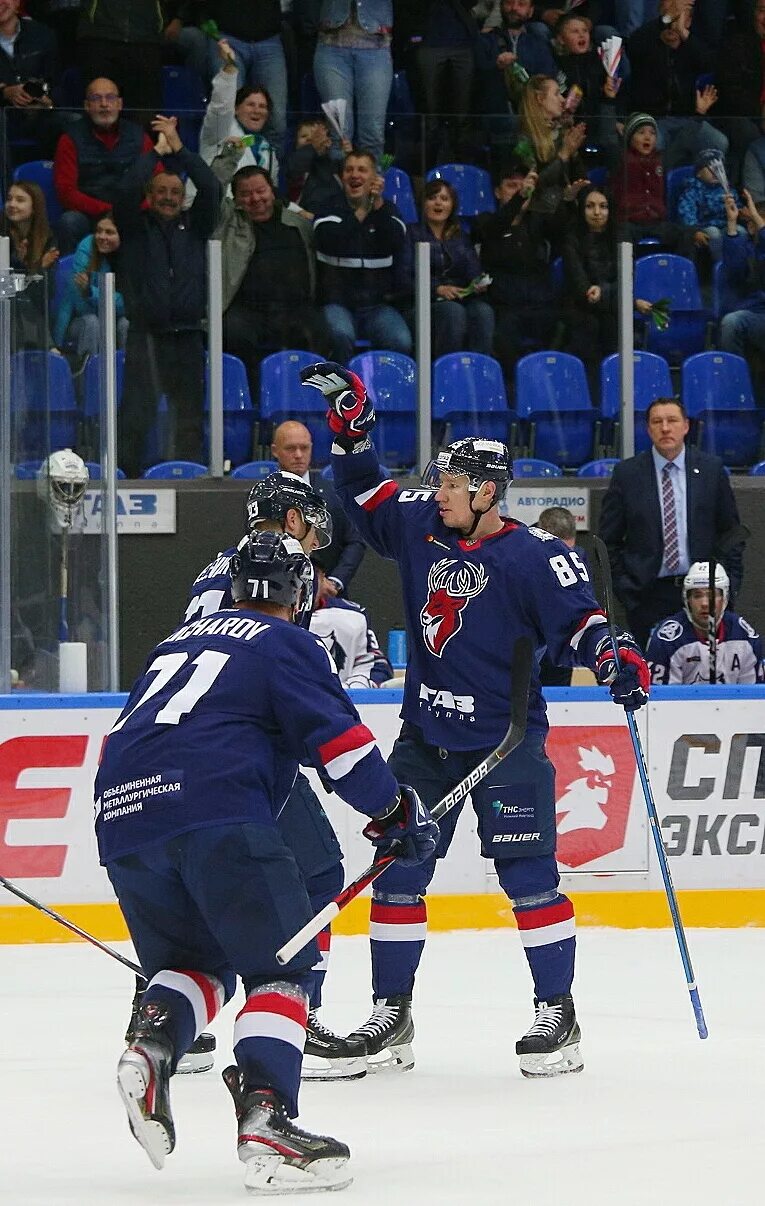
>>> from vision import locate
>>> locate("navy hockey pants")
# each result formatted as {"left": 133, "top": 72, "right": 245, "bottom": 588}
{"left": 108, "top": 823, "right": 316, "bottom": 1116}
{"left": 369, "top": 723, "right": 576, "bottom": 1004}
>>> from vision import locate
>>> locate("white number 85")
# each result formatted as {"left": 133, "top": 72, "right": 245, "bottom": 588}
{"left": 549, "top": 552, "right": 590, "bottom": 587}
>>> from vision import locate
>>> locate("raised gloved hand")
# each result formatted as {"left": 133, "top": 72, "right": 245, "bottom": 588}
{"left": 362, "top": 784, "right": 439, "bottom": 867}
{"left": 300, "top": 361, "right": 375, "bottom": 452}
{"left": 594, "top": 630, "right": 650, "bottom": 711}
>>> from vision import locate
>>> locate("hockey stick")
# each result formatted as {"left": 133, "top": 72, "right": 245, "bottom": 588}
{"left": 590, "top": 535, "right": 708, "bottom": 1040}
{"left": 276, "top": 635, "right": 534, "bottom": 966}
{"left": 59, "top": 525, "right": 70, "bottom": 643}
{"left": 0, "top": 875, "right": 146, "bottom": 980}
{"left": 707, "top": 557, "right": 717, "bottom": 686}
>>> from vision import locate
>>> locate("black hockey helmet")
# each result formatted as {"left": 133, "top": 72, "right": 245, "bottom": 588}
{"left": 230, "top": 531, "right": 314, "bottom": 620}
{"left": 421, "top": 438, "right": 512, "bottom": 498}
{"left": 245, "top": 472, "right": 333, "bottom": 549}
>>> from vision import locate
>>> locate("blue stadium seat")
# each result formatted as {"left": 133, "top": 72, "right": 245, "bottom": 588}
{"left": 382, "top": 167, "right": 417, "bottom": 224}
{"left": 348, "top": 350, "right": 417, "bottom": 468}
{"left": 84, "top": 461, "right": 126, "bottom": 480}
{"left": 432, "top": 352, "right": 514, "bottom": 445}
{"left": 634, "top": 254, "right": 710, "bottom": 362}
{"left": 600, "top": 351, "right": 673, "bottom": 453}
{"left": 12, "top": 160, "right": 61, "bottom": 224}
{"left": 513, "top": 457, "right": 563, "bottom": 477}
{"left": 711, "top": 259, "right": 725, "bottom": 322}
{"left": 83, "top": 351, "right": 126, "bottom": 418}
{"left": 52, "top": 253, "right": 76, "bottom": 344}
{"left": 515, "top": 352, "right": 596, "bottom": 467}
{"left": 204, "top": 353, "right": 255, "bottom": 466}
{"left": 259, "top": 349, "right": 332, "bottom": 463}
{"left": 749, "top": 461, "right": 765, "bottom": 475}
{"left": 230, "top": 460, "right": 279, "bottom": 479}
{"left": 682, "top": 351, "right": 763, "bottom": 466}
{"left": 577, "top": 457, "right": 620, "bottom": 477}
{"left": 162, "top": 65, "right": 206, "bottom": 151}
{"left": 142, "top": 461, "right": 208, "bottom": 479}
{"left": 426, "top": 164, "right": 495, "bottom": 218}
{"left": 11, "top": 351, "right": 78, "bottom": 457}
{"left": 15, "top": 460, "right": 42, "bottom": 479}
{"left": 666, "top": 165, "right": 695, "bottom": 221}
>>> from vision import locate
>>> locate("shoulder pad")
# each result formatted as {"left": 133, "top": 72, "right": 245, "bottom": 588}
{"left": 737, "top": 615, "right": 758, "bottom": 639}
{"left": 527, "top": 525, "right": 556, "bottom": 541}
{"left": 656, "top": 619, "right": 683, "bottom": 642}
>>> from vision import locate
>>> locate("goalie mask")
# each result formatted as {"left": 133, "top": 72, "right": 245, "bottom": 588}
{"left": 245, "top": 472, "right": 332, "bottom": 550}
{"left": 36, "top": 449, "right": 89, "bottom": 530}
{"left": 683, "top": 561, "right": 729, "bottom": 623}
{"left": 421, "top": 438, "right": 512, "bottom": 500}
{"left": 230, "top": 531, "right": 314, "bottom": 622}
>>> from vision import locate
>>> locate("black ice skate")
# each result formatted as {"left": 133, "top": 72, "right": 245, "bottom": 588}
{"left": 117, "top": 1002, "right": 176, "bottom": 1169}
{"left": 301, "top": 1010, "right": 367, "bottom": 1082}
{"left": 516, "top": 993, "right": 584, "bottom": 1078}
{"left": 176, "top": 1031, "right": 216, "bottom": 1074}
{"left": 345, "top": 994, "right": 414, "bottom": 1073}
{"left": 222, "top": 1065, "right": 352, "bottom": 1194}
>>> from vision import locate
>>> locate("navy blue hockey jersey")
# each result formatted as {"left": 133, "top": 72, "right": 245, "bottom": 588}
{"left": 94, "top": 610, "right": 399, "bottom": 863}
{"left": 646, "top": 610, "right": 765, "bottom": 684}
{"left": 330, "top": 444, "right": 609, "bottom": 749}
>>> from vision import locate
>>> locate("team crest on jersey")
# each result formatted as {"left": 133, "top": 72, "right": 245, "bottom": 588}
{"left": 419, "top": 558, "right": 488, "bottom": 657}
{"left": 657, "top": 619, "right": 683, "bottom": 642}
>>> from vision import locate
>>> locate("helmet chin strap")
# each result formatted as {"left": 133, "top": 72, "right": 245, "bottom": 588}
{"left": 460, "top": 485, "right": 497, "bottom": 539}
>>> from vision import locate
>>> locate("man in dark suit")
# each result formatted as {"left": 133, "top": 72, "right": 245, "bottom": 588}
{"left": 598, "top": 397, "right": 744, "bottom": 650}
{"left": 271, "top": 420, "right": 366, "bottom": 599}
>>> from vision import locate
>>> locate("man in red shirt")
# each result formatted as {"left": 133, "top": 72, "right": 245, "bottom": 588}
{"left": 53, "top": 76, "right": 155, "bottom": 252}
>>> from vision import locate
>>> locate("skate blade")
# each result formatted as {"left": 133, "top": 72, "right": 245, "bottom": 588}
{"left": 301, "top": 1056, "right": 367, "bottom": 1082}
{"left": 117, "top": 1061, "right": 173, "bottom": 1170}
{"left": 244, "top": 1151, "right": 352, "bottom": 1195}
{"left": 365, "top": 1042, "right": 414, "bottom": 1075}
{"left": 519, "top": 1042, "right": 584, "bottom": 1079}
{"left": 176, "top": 1051, "right": 215, "bottom": 1075}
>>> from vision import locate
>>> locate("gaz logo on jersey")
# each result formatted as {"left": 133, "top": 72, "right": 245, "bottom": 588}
{"left": 548, "top": 728, "right": 637, "bottom": 867}
{"left": 419, "top": 558, "right": 488, "bottom": 657}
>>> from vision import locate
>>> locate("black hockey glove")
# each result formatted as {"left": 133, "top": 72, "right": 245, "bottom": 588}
{"left": 300, "top": 361, "right": 376, "bottom": 452}
{"left": 363, "top": 785, "right": 439, "bottom": 867}
{"left": 594, "top": 630, "right": 650, "bottom": 712}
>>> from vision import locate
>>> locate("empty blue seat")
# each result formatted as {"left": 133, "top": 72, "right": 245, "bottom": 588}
{"left": 84, "top": 461, "right": 126, "bottom": 480}
{"left": 515, "top": 352, "right": 596, "bottom": 467}
{"left": 230, "top": 460, "right": 279, "bottom": 480}
{"left": 52, "top": 253, "right": 76, "bottom": 324}
{"left": 600, "top": 351, "right": 673, "bottom": 453}
{"left": 513, "top": 457, "right": 563, "bottom": 477}
{"left": 259, "top": 349, "right": 332, "bottom": 463}
{"left": 426, "top": 164, "right": 495, "bottom": 217}
{"left": 142, "top": 461, "right": 208, "bottom": 480}
{"left": 15, "top": 460, "right": 42, "bottom": 479}
{"left": 682, "top": 351, "right": 762, "bottom": 465}
{"left": 432, "top": 352, "right": 514, "bottom": 445}
{"left": 11, "top": 351, "right": 78, "bottom": 457}
{"left": 749, "top": 461, "right": 765, "bottom": 475}
{"left": 12, "top": 160, "right": 61, "bottom": 224}
{"left": 634, "top": 254, "right": 710, "bottom": 362}
{"left": 382, "top": 167, "right": 417, "bottom": 224}
{"left": 348, "top": 350, "right": 417, "bottom": 468}
{"left": 204, "top": 353, "right": 255, "bottom": 466}
{"left": 577, "top": 457, "right": 620, "bottom": 477}
{"left": 665, "top": 165, "right": 695, "bottom": 221}
{"left": 83, "top": 351, "right": 126, "bottom": 418}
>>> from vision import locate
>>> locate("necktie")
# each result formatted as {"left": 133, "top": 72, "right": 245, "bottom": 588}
{"left": 662, "top": 463, "right": 680, "bottom": 574}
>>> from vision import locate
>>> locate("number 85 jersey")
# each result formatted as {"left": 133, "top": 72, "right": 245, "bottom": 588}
{"left": 330, "top": 447, "right": 609, "bottom": 750}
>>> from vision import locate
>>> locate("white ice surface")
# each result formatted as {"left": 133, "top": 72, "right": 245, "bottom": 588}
{"left": 1, "top": 927, "right": 762, "bottom": 1206}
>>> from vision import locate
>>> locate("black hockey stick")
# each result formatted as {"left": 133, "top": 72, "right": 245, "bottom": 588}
{"left": 707, "top": 557, "right": 717, "bottom": 686}
{"left": 276, "top": 635, "right": 534, "bottom": 966}
{"left": 590, "top": 535, "right": 708, "bottom": 1040}
{"left": 0, "top": 875, "right": 146, "bottom": 979}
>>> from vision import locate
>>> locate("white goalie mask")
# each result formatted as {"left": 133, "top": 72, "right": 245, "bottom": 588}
{"left": 37, "top": 449, "right": 89, "bottom": 530}
{"left": 682, "top": 561, "right": 729, "bottom": 623}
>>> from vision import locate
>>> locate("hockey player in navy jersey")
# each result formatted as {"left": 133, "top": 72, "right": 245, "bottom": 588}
{"left": 97, "top": 532, "right": 438, "bottom": 1194}
{"left": 646, "top": 562, "right": 764, "bottom": 684}
{"left": 162, "top": 471, "right": 367, "bottom": 1082}
{"left": 300, "top": 361, "right": 651, "bottom": 1079}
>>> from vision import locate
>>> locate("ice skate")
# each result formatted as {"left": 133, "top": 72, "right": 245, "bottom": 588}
{"left": 516, "top": 993, "right": 584, "bottom": 1078}
{"left": 346, "top": 994, "right": 414, "bottom": 1073}
{"left": 222, "top": 1065, "right": 352, "bottom": 1194}
{"left": 176, "top": 1031, "right": 216, "bottom": 1074}
{"left": 117, "top": 1002, "right": 176, "bottom": 1169}
{"left": 301, "top": 1011, "right": 367, "bottom": 1082}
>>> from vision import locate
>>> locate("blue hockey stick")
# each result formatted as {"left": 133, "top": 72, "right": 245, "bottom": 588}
{"left": 591, "top": 534, "right": 708, "bottom": 1040}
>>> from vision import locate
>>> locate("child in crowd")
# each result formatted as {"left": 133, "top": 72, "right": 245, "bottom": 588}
{"left": 612, "top": 112, "right": 694, "bottom": 256}
{"left": 677, "top": 148, "right": 743, "bottom": 263}
{"left": 286, "top": 116, "right": 351, "bottom": 217}
{"left": 53, "top": 213, "right": 128, "bottom": 358}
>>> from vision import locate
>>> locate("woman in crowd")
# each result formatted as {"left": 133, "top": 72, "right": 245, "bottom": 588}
{"left": 199, "top": 39, "right": 279, "bottom": 194}
{"left": 404, "top": 178, "right": 495, "bottom": 357}
{"left": 518, "top": 75, "right": 590, "bottom": 245}
{"left": 53, "top": 212, "right": 128, "bottom": 359}
{"left": 1, "top": 180, "right": 59, "bottom": 350}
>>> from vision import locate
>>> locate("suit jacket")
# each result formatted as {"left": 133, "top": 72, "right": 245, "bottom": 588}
{"left": 598, "top": 447, "right": 744, "bottom": 610}
{"left": 309, "top": 471, "right": 366, "bottom": 593}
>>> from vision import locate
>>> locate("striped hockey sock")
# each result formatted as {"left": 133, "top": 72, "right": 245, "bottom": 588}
{"left": 370, "top": 895, "right": 427, "bottom": 999}
{"left": 143, "top": 969, "right": 228, "bottom": 1063}
{"left": 233, "top": 982, "right": 309, "bottom": 1118}
{"left": 513, "top": 895, "right": 576, "bottom": 1001}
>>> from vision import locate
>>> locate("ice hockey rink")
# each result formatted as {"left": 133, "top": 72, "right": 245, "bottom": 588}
{"left": 1, "top": 925, "right": 762, "bottom": 1206}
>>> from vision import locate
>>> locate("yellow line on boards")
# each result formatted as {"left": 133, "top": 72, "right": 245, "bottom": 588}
{"left": 2, "top": 891, "right": 765, "bottom": 945}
